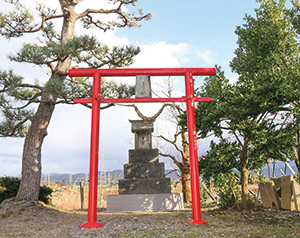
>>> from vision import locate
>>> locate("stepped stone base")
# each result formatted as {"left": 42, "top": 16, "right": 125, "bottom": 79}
{"left": 124, "top": 163, "right": 165, "bottom": 179}
{"left": 106, "top": 193, "right": 184, "bottom": 212}
{"left": 129, "top": 149, "right": 159, "bottom": 164}
{"left": 119, "top": 177, "right": 171, "bottom": 194}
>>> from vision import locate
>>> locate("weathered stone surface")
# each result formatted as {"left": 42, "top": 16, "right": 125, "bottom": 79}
{"left": 292, "top": 180, "right": 300, "bottom": 212}
{"left": 116, "top": 119, "right": 171, "bottom": 198}
{"left": 107, "top": 193, "right": 184, "bottom": 212}
{"left": 119, "top": 178, "right": 171, "bottom": 194}
{"left": 129, "top": 120, "right": 153, "bottom": 133}
{"left": 130, "top": 120, "right": 154, "bottom": 149}
{"left": 281, "top": 175, "right": 295, "bottom": 211}
{"left": 259, "top": 182, "right": 280, "bottom": 209}
{"left": 124, "top": 163, "right": 165, "bottom": 179}
{"left": 129, "top": 149, "right": 159, "bottom": 164}
{"left": 135, "top": 75, "right": 152, "bottom": 98}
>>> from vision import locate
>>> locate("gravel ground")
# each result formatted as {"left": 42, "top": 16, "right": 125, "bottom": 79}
{"left": 1, "top": 201, "right": 300, "bottom": 237}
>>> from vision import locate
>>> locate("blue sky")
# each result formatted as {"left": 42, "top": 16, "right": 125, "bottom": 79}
{"left": 119, "top": 0, "right": 259, "bottom": 74}
{"left": 0, "top": 0, "right": 262, "bottom": 177}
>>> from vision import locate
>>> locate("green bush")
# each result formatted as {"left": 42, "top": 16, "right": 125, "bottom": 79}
{"left": 0, "top": 176, "right": 21, "bottom": 203}
{"left": 214, "top": 171, "right": 241, "bottom": 209}
{"left": 39, "top": 185, "right": 53, "bottom": 204}
{"left": 0, "top": 176, "right": 53, "bottom": 204}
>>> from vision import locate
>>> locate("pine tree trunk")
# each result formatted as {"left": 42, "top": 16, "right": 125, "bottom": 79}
{"left": 16, "top": 2, "right": 77, "bottom": 201}
{"left": 16, "top": 92, "right": 56, "bottom": 201}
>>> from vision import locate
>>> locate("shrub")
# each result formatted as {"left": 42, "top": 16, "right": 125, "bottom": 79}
{"left": 0, "top": 176, "right": 53, "bottom": 204}
{"left": 0, "top": 176, "right": 21, "bottom": 203}
{"left": 39, "top": 185, "right": 53, "bottom": 204}
{"left": 201, "top": 170, "right": 241, "bottom": 209}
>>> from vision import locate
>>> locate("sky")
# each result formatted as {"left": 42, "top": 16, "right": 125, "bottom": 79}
{"left": 0, "top": 0, "right": 261, "bottom": 177}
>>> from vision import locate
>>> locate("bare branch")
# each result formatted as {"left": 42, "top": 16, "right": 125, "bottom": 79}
{"left": 159, "top": 151, "right": 180, "bottom": 168}
{"left": 157, "top": 132, "right": 187, "bottom": 159}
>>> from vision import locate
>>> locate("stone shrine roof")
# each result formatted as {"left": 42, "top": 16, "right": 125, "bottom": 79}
{"left": 129, "top": 120, "right": 154, "bottom": 133}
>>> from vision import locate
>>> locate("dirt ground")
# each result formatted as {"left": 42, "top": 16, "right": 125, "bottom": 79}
{"left": 1, "top": 201, "right": 300, "bottom": 238}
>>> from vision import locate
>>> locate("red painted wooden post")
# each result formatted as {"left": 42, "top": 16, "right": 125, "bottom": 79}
{"left": 80, "top": 73, "right": 104, "bottom": 229}
{"left": 185, "top": 72, "right": 207, "bottom": 225}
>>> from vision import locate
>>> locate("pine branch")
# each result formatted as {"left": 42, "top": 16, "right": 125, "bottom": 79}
{"left": 1, "top": 117, "right": 28, "bottom": 137}
{"left": 0, "top": 5, "right": 66, "bottom": 38}
{"left": 77, "top": 1, "right": 151, "bottom": 31}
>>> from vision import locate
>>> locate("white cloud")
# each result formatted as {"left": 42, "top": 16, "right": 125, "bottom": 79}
{"left": 196, "top": 48, "right": 214, "bottom": 65}
{"left": 132, "top": 41, "right": 189, "bottom": 68}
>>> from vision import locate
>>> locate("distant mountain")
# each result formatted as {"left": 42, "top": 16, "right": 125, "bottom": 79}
{"left": 41, "top": 169, "right": 180, "bottom": 184}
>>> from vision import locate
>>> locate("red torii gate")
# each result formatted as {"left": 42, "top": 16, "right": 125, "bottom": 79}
{"left": 68, "top": 68, "right": 216, "bottom": 228}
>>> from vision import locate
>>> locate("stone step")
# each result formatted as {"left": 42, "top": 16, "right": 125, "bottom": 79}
{"left": 128, "top": 149, "right": 159, "bottom": 164}
{"left": 124, "top": 163, "right": 165, "bottom": 179}
{"left": 119, "top": 177, "right": 171, "bottom": 194}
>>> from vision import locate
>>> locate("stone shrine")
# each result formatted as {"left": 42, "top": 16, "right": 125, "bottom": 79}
{"left": 107, "top": 120, "right": 183, "bottom": 212}
{"left": 118, "top": 120, "right": 171, "bottom": 194}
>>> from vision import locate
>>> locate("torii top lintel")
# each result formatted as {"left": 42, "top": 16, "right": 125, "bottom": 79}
{"left": 69, "top": 68, "right": 216, "bottom": 104}
{"left": 68, "top": 67, "right": 216, "bottom": 77}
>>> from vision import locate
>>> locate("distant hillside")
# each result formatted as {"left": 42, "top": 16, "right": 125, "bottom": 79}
{"left": 41, "top": 169, "right": 180, "bottom": 184}
{"left": 41, "top": 170, "right": 123, "bottom": 184}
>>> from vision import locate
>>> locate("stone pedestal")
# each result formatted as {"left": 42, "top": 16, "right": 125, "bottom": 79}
{"left": 107, "top": 120, "right": 183, "bottom": 212}
{"left": 107, "top": 193, "right": 184, "bottom": 212}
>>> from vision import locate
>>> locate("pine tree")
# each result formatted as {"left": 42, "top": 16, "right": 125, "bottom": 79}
{"left": 0, "top": 0, "right": 151, "bottom": 201}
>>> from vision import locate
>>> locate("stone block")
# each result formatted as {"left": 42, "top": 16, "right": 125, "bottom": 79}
{"left": 259, "top": 182, "right": 280, "bottom": 209}
{"left": 124, "top": 163, "right": 165, "bottom": 179}
{"left": 135, "top": 76, "right": 152, "bottom": 98}
{"left": 292, "top": 180, "right": 300, "bottom": 212}
{"left": 119, "top": 177, "right": 171, "bottom": 194}
{"left": 107, "top": 193, "right": 184, "bottom": 212}
{"left": 129, "top": 149, "right": 159, "bottom": 164}
{"left": 281, "top": 175, "right": 295, "bottom": 211}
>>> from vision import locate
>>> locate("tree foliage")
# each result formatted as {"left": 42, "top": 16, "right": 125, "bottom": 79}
{"left": 184, "top": 0, "right": 300, "bottom": 207}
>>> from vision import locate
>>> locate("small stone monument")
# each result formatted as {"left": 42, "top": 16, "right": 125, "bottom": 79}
{"left": 119, "top": 120, "right": 171, "bottom": 194}
{"left": 135, "top": 75, "right": 152, "bottom": 98}
{"left": 107, "top": 120, "right": 184, "bottom": 212}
